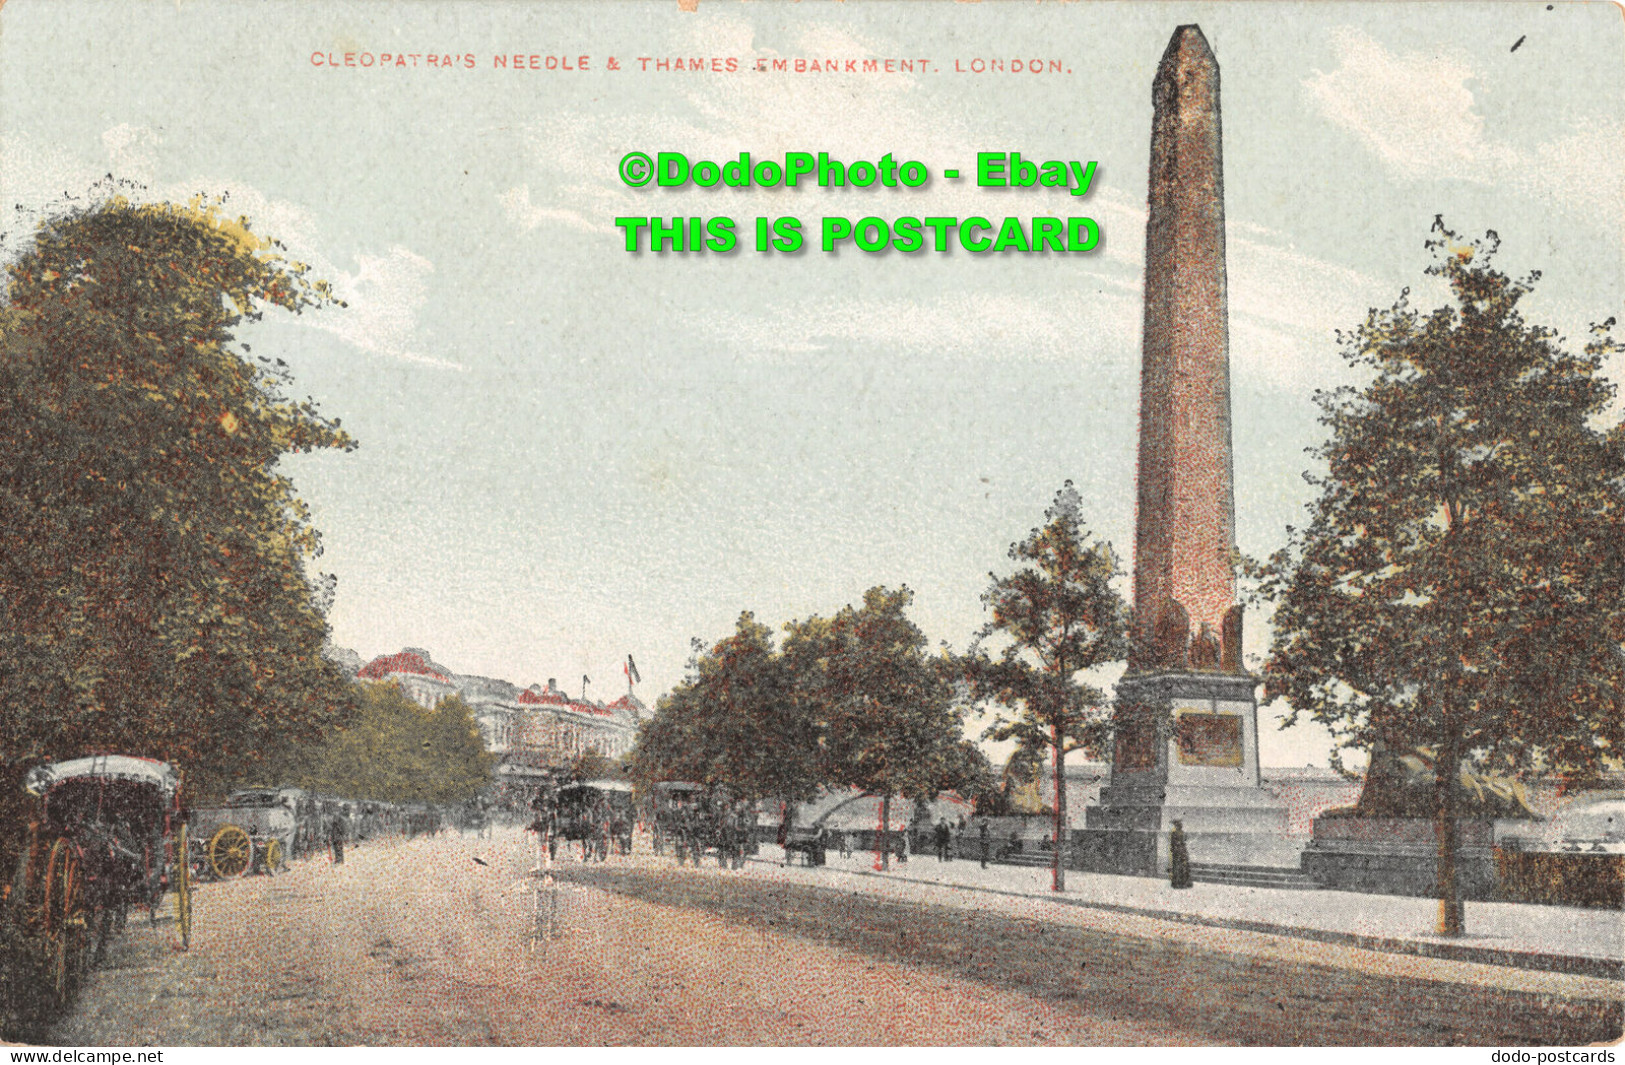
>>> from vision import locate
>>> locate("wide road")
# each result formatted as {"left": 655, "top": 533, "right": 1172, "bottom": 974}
{"left": 47, "top": 828, "right": 1621, "bottom": 1046}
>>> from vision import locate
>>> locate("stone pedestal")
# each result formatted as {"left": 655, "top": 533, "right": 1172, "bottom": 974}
{"left": 1077, "top": 670, "right": 1292, "bottom": 875}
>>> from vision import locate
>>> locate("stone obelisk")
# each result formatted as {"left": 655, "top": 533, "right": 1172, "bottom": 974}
{"left": 1081, "top": 25, "right": 1289, "bottom": 876}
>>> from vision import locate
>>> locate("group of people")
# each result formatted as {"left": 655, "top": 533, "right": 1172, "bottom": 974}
{"left": 305, "top": 800, "right": 449, "bottom": 865}
{"left": 925, "top": 816, "right": 1004, "bottom": 868}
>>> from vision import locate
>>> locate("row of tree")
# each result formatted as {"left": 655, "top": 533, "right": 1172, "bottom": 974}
{"left": 265, "top": 681, "right": 493, "bottom": 806}
{"left": 2, "top": 189, "right": 1617, "bottom": 936}
{"left": 631, "top": 588, "right": 992, "bottom": 870}
{"left": 0, "top": 192, "right": 497, "bottom": 828}
{"left": 631, "top": 487, "right": 1134, "bottom": 888}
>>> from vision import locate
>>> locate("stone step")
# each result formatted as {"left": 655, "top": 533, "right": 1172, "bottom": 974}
{"left": 1000, "top": 853, "right": 1056, "bottom": 867}
{"left": 1191, "top": 862, "right": 1305, "bottom": 876}
{"left": 1189, "top": 862, "right": 1321, "bottom": 890}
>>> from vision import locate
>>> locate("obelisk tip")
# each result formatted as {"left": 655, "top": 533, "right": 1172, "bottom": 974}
{"left": 1158, "top": 24, "right": 1216, "bottom": 73}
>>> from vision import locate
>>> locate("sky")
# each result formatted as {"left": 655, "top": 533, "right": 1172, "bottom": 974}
{"left": 2, "top": 0, "right": 1621, "bottom": 767}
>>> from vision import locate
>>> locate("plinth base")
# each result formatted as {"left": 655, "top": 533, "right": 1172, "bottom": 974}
{"left": 1082, "top": 669, "right": 1292, "bottom": 876}
{"left": 1077, "top": 788, "right": 1296, "bottom": 876}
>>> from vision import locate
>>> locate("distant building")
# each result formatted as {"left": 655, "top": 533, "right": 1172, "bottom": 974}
{"left": 349, "top": 648, "right": 649, "bottom": 780}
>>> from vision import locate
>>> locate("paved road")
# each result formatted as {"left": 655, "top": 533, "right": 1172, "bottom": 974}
{"left": 554, "top": 859, "right": 1622, "bottom": 1046}
{"left": 49, "top": 829, "right": 1207, "bottom": 1045}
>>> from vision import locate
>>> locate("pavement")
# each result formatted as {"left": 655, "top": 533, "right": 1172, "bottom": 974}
{"left": 729, "top": 843, "right": 1623, "bottom": 981}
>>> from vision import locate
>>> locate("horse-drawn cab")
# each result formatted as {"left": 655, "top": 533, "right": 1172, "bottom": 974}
{"left": 649, "top": 781, "right": 703, "bottom": 857}
{"left": 4, "top": 755, "right": 192, "bottom": 1002}
{"left": 652, "top": 783, "right": 754, "bottom": 869}
{"left": 553, "top": 780, "right": 635, "bottom": 860}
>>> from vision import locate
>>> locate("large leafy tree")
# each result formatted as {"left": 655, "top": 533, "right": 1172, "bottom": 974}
{"left": 785, "top": 586, "right": 974, "bottom": 870}
{"left": 0, "top": 196, "right": 357, "bottom": 819}
{"left": 272, "top": 684, "right": 493, "bottom": 804}
{"left": 1255, "top": 222, "right": 1625, "bottom": 935}
{"left": 965, "top": 483, "right": 1131, "bottom": 891}
{"left": 630, "top": 613, "right": 824, "bottom": 805}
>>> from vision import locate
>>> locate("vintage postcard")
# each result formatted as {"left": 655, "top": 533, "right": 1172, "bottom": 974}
{"left": 0, "top": 0, "right": 1621, "bottom": 1049}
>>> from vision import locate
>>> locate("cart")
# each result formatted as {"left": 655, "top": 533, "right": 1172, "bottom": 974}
{"left": 553, "top": 780, "right": 635, "bottom": 860}
{"left": 4, "top": 755, "right": 192, "bottom": 1002}
{"left": 188, "top": 788, "right": 297, "bottom": 880}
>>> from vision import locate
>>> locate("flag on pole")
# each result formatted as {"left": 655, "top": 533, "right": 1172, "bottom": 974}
{"left": 626, "top": 655, "right": 641, "bottom": 685}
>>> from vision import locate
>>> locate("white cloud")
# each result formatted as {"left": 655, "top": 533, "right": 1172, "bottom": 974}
{"left": 1305, "top": 26, "right": 1624, "bottom": 227}
{"left": 0, "top": 134, "right": 108, "bottom": 256}
{"left": 1304, "top": 27, "right": 1519, "bottom": 183}
{"left": 317, "top": 247, "right": 464, "bottom": 371}
{"left": 1519, "top": 116, "right": 1625, "bottom": 218}
{"left": 101, "top": 123, "right": 159, "bottom": 182}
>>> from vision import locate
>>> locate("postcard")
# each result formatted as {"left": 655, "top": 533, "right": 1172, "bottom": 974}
{"left": 0, "top": 0, "right": 1620, "bottom": 1049}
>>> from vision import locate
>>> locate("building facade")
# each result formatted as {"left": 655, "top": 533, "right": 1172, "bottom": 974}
{"left": 350, "top": 648, "right": 647, "bottom": 776}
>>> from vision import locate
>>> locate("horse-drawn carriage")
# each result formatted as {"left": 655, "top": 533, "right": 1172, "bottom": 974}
{"left": 188, "top": 787, "right": 297, "bottom": 880}
{"left": 538, "top": 780, "right": 634, "bottom": 861}
{"left": 4, "top": 755, "right": 192, "bottom": 1001}
{"left": 651, "top": 783, "right": 755, "bottom": 869}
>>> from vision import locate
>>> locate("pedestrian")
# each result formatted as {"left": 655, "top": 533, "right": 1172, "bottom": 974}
{"left": 978, "top": 818, "right": 991, "bottom": 869}
{"left": 328, "top": 812, "right": 346, "bottom": 865}
{"left": 733, "top": 808, "right": 751, "bottom": 870}
{"left": 934, "top": 818, "right": 951, "bottom": 862}
{"left": 1169, "top": 819, "right": 1193, "bottom": 889}
{"left": 838, "top": 828, "right": 851, "bottom": 860}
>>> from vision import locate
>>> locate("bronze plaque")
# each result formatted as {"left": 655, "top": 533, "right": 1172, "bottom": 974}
{"left": 1175, "top": 712, "right": 1243, "bottom": 767}
{"left": 1114, "top": 719, "right": 1158, "bottom": 771}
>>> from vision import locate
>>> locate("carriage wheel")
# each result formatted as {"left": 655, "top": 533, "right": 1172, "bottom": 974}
{"left": 262, "top": 839, "right": 284, "bottom": 876}
{"left": 175, "top": 825, "right": 192, "bottom": 951}
{"left": 208, "top": 825, "right": 252, "bottom": 879}
{"left": 41, "top": 839, "right": 89, "bottom": 1002}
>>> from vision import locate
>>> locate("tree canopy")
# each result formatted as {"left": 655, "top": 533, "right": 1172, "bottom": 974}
{"left": 964, "top": 482, "right": 1131, "bottom": 890}
{"left": 630, "top": 613, "right": 823, "bottom": 803}
{"left": 270, "top": 683, "right": 493, "bottom": 805}
{"left": 631, "top": 589, "right": 982, "bottom": 859}
{"left": 0, "top": 196, "right": 357, "bottom": 804}
{"left": 1254, "top": 222, "right": 1625, "bottom": 931}
{"left": 785, "top": 586, "right": 979, "bottom": 865}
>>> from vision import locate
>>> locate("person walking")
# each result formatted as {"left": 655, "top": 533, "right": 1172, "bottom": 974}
{"left": 934, "top": 818, "right": 951, "bottom": 862}
{"left": 328, "top": 811, "right": 347, "bottom": 865}
{"left": 978, "top": 818, "right": 991, "bottom": 869}
{"left": 1169, "top": 819, "right": 1193, "bottom": 889}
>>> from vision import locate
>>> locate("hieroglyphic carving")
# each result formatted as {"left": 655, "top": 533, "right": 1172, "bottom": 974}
{"left": 1175, "top": 711, "right": 1242, "bottom": 767}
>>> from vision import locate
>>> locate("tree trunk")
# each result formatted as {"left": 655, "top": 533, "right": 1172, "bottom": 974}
{"left": 1052, "top": 724, "right": 1066, "bottom": 893}
{"left": 880, "top": 792, "right": 891, "bottom": 872}
{"left": 1435, "top": 721, "right": 1464, "bottom": 936}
